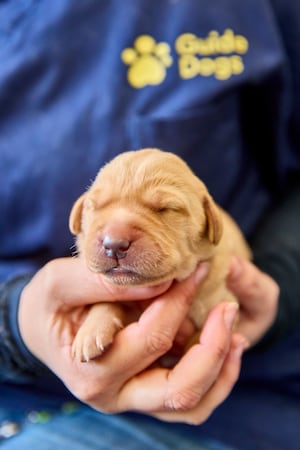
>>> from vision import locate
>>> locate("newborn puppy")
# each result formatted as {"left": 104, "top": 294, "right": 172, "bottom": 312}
{"left": 70, "top": 148, "right": 251, "bottom": 362}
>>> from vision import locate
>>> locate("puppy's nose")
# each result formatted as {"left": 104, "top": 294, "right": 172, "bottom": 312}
{"left": 102, "top": 235, "right": 130, "bottom": 259}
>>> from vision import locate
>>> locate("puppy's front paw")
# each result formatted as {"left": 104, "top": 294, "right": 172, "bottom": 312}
{"left": 72, "top": 303, "right": 124, "bottom": 362}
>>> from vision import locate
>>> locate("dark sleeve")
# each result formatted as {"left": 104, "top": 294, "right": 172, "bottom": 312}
{"left": 251, "top": 180, "right": 300, "bottom": 348}
{"left": 251, "top": 0, "right": 300, "bottom": 347}
{"left": 0, "top": 275, "right": 51, "bottom": 382}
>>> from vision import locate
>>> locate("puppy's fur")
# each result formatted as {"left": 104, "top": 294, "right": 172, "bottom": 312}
{"left": 70, "top": 149, "right": 251, "bottom": 362}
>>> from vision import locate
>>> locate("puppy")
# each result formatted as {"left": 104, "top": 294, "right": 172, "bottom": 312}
{"left": 69, "top": 148, "right": 251, "bottom": 362}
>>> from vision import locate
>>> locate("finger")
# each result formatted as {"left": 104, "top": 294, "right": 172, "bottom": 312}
{"left": 115, "top": 302, "right": 238, "bottom": 413}
{"left": 85, "top": 265, "right": 209, "bottom": 391}
{"left": 227, "top": 256, "right": 279, "bottom": 310}
{"left": 46, "top": 257, "right": 172, "bottom": 306}
{"left": 153, "top": 333, "right": 247, "bottom": 424}
{"left": 227, "top": 256, "right": 279, "bottom": 343}
{"left": 172, "top": 317, "right": 196, "bottom": 355}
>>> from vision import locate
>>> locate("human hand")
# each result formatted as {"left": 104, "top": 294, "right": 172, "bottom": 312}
{"left": 227, "top": 256, "right": 279, "bottom": 346}
{"left": 18, "top": 257, "right": 246, "bottom": 424}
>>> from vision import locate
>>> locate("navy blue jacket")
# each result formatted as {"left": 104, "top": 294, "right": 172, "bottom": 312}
{"left": 1, "top": 0, "right": 300, "bottom": 279}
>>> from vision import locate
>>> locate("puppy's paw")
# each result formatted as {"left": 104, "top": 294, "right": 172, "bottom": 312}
{"left": 72, "top": 317, "right": 123, "bottom": 362}
{"left": 72, "top": 303, "right": 124, "bottom": 362}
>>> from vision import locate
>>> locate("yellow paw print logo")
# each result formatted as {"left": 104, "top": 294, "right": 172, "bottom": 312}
{"left": 121, "top": 35, "right": 173, "bottom": 88}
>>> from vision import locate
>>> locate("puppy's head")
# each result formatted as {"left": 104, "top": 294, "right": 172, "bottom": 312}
{"left": 69, "top": 149, "right": 223, "bottom": 286}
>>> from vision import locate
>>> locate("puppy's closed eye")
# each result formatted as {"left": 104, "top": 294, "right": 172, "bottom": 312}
{"left": 144, "top": 191, "right": 186, "bottom": 214}
{"left": 149, "top": 202, "right": 185, "bottom": 214}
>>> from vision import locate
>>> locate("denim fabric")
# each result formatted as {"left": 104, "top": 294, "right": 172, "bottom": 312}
{"left": 1, "top": 328, "right": 300, "bottom": 450}
{"left": 0, "top": 396, "right": 234, "bottom": 450}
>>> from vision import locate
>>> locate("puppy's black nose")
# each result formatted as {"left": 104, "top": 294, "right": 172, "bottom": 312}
{"left": 102, "top": 235, "right": 130, "bottom": 259}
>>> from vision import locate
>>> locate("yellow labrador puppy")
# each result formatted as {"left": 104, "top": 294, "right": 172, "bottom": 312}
{"left": 70, "top": 148, "right": 251, "bottom": 362}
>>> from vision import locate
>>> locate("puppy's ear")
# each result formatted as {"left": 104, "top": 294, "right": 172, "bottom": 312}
{"left": 203, "top": 195, "right": 223, "bottom": 245}
{"left": 69, "top": 194, "right": 86, "bottom": 235}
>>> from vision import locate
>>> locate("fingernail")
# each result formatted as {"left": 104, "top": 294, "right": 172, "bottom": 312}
{"left": 223, "top": 302, "right": 239, "bottom": 330}
{"left": 194, "top": 262, "right": 209, "bottom": 284}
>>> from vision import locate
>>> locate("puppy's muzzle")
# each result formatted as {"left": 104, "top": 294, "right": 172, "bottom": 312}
{"left": 102, "top": 235, "right": 131, "bottom": 259}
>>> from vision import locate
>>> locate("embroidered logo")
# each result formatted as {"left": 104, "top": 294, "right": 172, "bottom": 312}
{"left": 121, "top": 35, "right": 173, "bottom": 88}
{"left": 121, "top": 29, "right": 249, "bottom": 88}
{"left": 176, "top": 29, "right": 248, "bottom": 81}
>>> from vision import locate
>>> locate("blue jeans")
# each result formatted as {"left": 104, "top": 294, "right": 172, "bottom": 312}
{"left": 0, "top": 406, "right": 234, "bottom": 450}
{"left": 1, "top": 329, "right": 300, "bottom": 450}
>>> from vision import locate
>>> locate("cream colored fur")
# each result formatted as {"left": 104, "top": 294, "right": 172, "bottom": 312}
{"left": 69, "top": 149, "right": 251, "bottom": 362}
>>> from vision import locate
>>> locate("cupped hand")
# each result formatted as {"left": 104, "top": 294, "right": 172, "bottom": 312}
{"left": 18, "top": 256, "right": 246, "bottom": 424}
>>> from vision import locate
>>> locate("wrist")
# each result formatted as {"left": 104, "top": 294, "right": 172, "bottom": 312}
{"left": 0, "top": 275, "right": 49, "bottom": 381}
